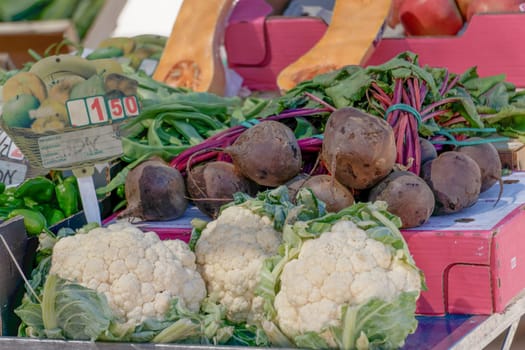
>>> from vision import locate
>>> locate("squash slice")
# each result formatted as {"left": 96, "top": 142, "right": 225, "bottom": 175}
{"left": 277, "top": 0, "right": 392, "bottom": 92}
{"left": 153, "top": 0, "right": 234, "bottom": 95}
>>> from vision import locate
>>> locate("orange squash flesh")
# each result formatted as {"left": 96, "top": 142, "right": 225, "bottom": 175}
{"left": 277, "top": 0, "right": 392, "bottom": 92}
{"left": 153, "top": 0, "right": 234, "bottom": 95}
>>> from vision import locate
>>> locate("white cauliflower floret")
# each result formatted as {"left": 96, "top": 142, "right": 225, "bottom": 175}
{"left": 164, "top": 239, "right": 198, "bottom": 270}
{"left": 50, "top": 223, "right": 206, "bottom": 327}
{"left": 195, "top": 206, "right": 282, "bottom": 324}
{"left": 273, "top": 220, "right": 421, "bottom": 345}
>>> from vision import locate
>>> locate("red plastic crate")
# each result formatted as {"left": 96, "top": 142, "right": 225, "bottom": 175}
{"left": 402, "top": 172, "right": 525, "bottom": 315}
{"left": 363, "top": 13, "right": 525, "bottom": 88}
{"left": 224, "top": 0, "right": 327, "bottom": 91}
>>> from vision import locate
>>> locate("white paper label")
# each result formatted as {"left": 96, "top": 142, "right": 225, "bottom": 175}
{"left": 0, "top": 160, "right": 26, "bottom": 186}
{"left": 38, "top": 125, "right": 123, "bottom": 168}
{"left": 138, "top": 59, "right": 159, "bottom": 76}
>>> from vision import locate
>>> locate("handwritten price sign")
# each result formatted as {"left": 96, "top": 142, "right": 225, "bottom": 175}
{"left": 66, "top": 95, "right": 140, "bottom": 127}
{"left": 38, "top": 125, "right": 123, "bottom": 169}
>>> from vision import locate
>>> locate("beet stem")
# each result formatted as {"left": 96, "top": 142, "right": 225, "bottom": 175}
{"left": 420, "top": 97, "right": 459, "bottom": 117}
{"left": 304, "top": 92, "right": 336, "bottom": 111}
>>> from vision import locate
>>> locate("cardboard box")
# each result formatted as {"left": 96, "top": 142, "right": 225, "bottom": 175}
{"left": 494, "top": 141, "right": 525, "bottom": 171}
{"left": 224, "top": 0, "right": 327, "bottom": 91}
{"left": 363, "top": 13, "right": 525, "bottom": 88}
{"left": 403, "top": 172, "right": 525, "bottom": 315}
{"left": 0, "top": 0, "right": 127, "bottom": 68}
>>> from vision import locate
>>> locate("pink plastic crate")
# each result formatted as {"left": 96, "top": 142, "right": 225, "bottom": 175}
{"left": 402, "top": 172, "right": 525, "bottom": 315}
{"left": 224, "top": 0, "right": 327, "bottom": 91}
{"left": 363, "top": 13, "right": 525, "bottom": 88}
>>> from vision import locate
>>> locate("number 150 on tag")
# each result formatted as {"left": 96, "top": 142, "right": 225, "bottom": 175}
{"left": 66, "top": 95, "right": 140, "bottom": 127}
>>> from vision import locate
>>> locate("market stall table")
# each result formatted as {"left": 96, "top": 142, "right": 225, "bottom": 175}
{"left": 3, "top": 177, "right": 525, "bottom": 350}
{"left": 0, "top": 292, "right": 524, "bottom": 349}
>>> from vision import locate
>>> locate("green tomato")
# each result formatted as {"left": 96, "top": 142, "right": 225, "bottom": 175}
{"left": 2, "top": 93, "right": 39, "bottom": 128}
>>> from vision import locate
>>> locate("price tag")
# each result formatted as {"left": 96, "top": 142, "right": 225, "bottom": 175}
{"left": 87, "top": 96, "right": 110, "bottom": 124}
{"left": 0, "top": 160, "right": 26, "bottom": 186}
{"left": 138, "top": 58, "right": 159, "bottom": 76}
{"left": 38, "top": 125, "right": 123, "bottom": 169}
{"left": 123, "top": 96, "right": 140, "bottom": 117}
{"left": 66, "top": 95, "right": 140, "bottom": 128}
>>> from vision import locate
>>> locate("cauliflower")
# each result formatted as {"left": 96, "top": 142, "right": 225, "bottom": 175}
{"left": 50, "top": 222, "right": 206, "bottom": 327}
{"left": 255, "top": 200, "right": 425, "bottom": 350}
{"left": 274, "top": 220, "right": 421, "bottom": 347}
{"left": 194, "top": 205, "right": 282, "bottom": 324}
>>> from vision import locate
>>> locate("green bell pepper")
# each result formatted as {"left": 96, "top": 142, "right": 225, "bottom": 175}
{"left": 41, "top": 206, "right": 66, "bottom": 226}
{"left": 8, "top": 208, "right": 47, "bottom": 236}
{"left": 14, "top": 176, "right": 55, "bottom": 203}
{"left": 55, "top": 175, "right": 80, "bottom": 217}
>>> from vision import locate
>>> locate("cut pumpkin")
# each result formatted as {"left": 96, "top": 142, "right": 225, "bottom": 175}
{"left": 153, "top": 0, "right": 234, "bottom": 95}
{"left": 277, "top": 0, "right": 392, "bottom": 92}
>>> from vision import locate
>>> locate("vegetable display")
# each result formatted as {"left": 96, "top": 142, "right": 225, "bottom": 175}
{"left": 15, "top": 223, "right": 242, "bottom": 344}
{"left": 191, "top": 187, "right": 425, "bottom": 349}
{"left": 4, "top": 39, "right": 524, "bottom": 348}
{"left": 85, "top": 50, "right": 519, "bottom": 231}
{"left": 12, "top": 181, "right": 423, "bottom": 348}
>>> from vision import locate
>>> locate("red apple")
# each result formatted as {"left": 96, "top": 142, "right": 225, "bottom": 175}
{"left": 399, "top": 0, "right": 465, "bottom": 36}
{"left": 466, "top": 0, "right": 522, "bottom": 21}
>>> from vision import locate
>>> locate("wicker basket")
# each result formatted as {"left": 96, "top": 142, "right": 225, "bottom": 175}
{"left": 0, "top": 120, "right": 125, "bottom": 171}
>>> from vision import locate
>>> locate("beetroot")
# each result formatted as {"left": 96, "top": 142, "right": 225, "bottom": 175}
{"left": 300, "top": 174, "right": 355, "bottom": 212}
{"left": 187, "top": 161, "right": 257, "bottom": 218}
{"left": 368, "top": 170, "right": 435, "bottom": 228}
{"left": 419, "top": 137, "right": 438, "bottom": 166}
{"left": 456, "top": 139, "right": 502, "bottom": 193}
{"left": 119, "top": 158, "right": 187, "bottom": 221}
{"left": 285, "top": 173, "right": 310, "bottom": 202}
{"left": 321, "top": 107, "right": 397, "bottom": 190}
{"left": 421, "top": 151, "right": 481, "bottom": 214}
{"left": 226, "top": 120, "right": 302, "bottom": 187}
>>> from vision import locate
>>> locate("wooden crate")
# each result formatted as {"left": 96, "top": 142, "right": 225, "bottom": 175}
{"left": 0, "top": 20, "right": 77, "bottom": 68}
{"left": 0, "top": 0, "right": 128, "bottom": 68}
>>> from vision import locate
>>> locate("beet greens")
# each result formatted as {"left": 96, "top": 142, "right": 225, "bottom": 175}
{"left": 260, "top": 52, "right": 499, "bottom": 175}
